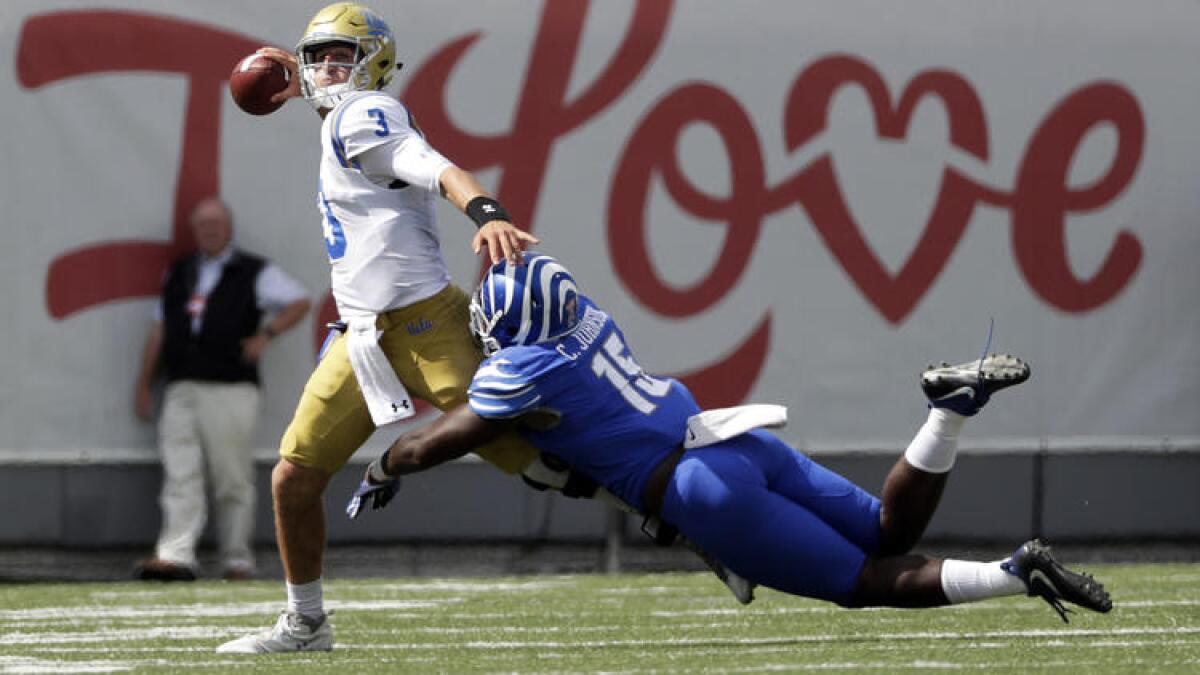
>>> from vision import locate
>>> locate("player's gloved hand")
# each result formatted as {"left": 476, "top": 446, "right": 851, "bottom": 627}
{"left": 345, "top": 451, "right": 401, "bottom": 519}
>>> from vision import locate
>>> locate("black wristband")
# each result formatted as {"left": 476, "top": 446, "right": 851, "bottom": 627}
{"left": 465, "top": 196, "right": 511, "bottom": 229}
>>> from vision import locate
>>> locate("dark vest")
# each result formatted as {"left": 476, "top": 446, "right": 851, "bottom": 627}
{"left": 160, "top": 250, "right": 267, "bottom": 385}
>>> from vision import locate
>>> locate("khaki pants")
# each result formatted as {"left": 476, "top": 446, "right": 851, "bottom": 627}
{"left": 279, "top": 283, "right": 537, "bottom": 475}
{"left": 155, "top": 380, "right": 259, "bottom": 572}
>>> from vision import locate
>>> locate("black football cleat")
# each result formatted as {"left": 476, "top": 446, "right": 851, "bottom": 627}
{"left": 921, "top": 353, "right": 1030, "bottom": 416}
{"left": 1000, "top": 539, "right": 1113, "bottom": 622}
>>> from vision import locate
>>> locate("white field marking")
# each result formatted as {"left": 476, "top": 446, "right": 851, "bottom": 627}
{"left": 525, "top": 638, "right": 1199, "bottom": 669}
{"left": 963, "top": 642, "right": 1015, "bottom": 649}
{"left": 77, "top": 579, "right": 568, "bottom": 604}
{"left": 595, "top": 586, "right": 683, "bottom": 595}
{"left": 805, "top": 637, "right": 1200, "bottom": 652}
{"left": 324, "top": 625, "right": 1200, "bottom": 651}
{"left": 1, "top": 655, "right": 323, "bottom": 672}
{"left": 25, "top": 648, "right": 214, "bottom": 654}
{"left": 1112, "top": 599, "right": 1200, "bottom": 608}
{"left": 0, "top": 655, "right": 134, "bottom": 673}
{"left": 649, "top": 598, "right": 1200, "bottom": 618}
{"left": 364, "top": 619, "right": 763, "bottom": 634}
{"left": 407, "top": 624, "right": 637, "bottom": 635}
{"left": 1157, "top": 573, "right": 1200, "bottom": 583}
{"left": 365, "top": 580, "right": 571, "bottom": 592}
{"left": 653, "top": 606, "right": 882, "bottom": 617}
{"left": 12, "top": 648, "right": 1196, "bottom": 674}
{"left": 4, "top": 599, "right": 1193, "bottom": 628}
{"left": 1, "top": 658, "right": 259, "bottom": 674}
{"left": 0, "top": 626, "right": 237, "bottom": 645}
{"left": 0, "top": 597, "right": 782, "bottom": 627}
{"left": 716, "top": 660, "right": 1200, "bottom": 672}
{"left": 698, "top": 637, "right": 1200, "bottom": 653}
{"left": 87, "top": 588, "right": 266, "bottom": 601}
{"left": 0, "top": 598, "right": 447, "bottom": 622}
{"left": 1083, "top": 639, "right": 1200, "bottom": 648}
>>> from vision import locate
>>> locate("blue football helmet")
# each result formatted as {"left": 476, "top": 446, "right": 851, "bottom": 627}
{"left": 470, "top": 253, "right": 581, "bottom": 356}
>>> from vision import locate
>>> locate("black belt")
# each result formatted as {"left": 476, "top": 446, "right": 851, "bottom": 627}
{"left": 640, "top": 445, "right": 685, "bottom": 516}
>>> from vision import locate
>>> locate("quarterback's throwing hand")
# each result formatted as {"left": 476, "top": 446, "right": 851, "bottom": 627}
{"left": 255, "top": 46, "right": 303, "bottom": 104}
{"left": 473, "top": 221, "right": 539, "bottom": 266}
{"left": 345, "top": 475, "right": 401, "bottom": 519}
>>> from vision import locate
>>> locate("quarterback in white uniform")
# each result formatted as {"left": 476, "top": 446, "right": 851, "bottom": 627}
{"left": 218, "top": 2, "right": 540, "bottom": 654}
{"left": 317, "top": 89, "right": 454, "bottom": 317}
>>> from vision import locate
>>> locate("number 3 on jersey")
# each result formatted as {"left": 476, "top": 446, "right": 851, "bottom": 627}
{"left": 367, "top": 108, "right": 389, "bottom": 137}
{"left": 591, "top": 333, "right": 670, "bottom": 414}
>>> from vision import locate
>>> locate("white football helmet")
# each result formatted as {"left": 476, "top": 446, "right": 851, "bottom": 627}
{"left": 296, "top": 3, "right": 400, "bottom": 111}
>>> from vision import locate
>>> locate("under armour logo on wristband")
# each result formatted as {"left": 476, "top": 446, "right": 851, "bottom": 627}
{"left": 466, "top": 196, "right": 511, "bottom": 228}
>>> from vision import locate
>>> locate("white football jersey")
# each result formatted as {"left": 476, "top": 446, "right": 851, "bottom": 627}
{"left": 316, "top": 91, "right": 454, "bottom": 318}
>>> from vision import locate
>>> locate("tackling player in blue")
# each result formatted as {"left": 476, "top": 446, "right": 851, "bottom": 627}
{"left": 349, "top": 253, "right": 1112, "bottom": 620}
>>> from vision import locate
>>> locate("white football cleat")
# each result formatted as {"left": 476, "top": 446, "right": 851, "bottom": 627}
{"left": 215, "top": 611, "right": 333, "bottom": 654}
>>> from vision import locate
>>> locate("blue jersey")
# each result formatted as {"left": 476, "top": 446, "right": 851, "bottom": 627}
{"left": 468, "top": 297, "right": 701, "bottom": 509}
{"left": 470, "top": 296, "right": 884, "bottom": 605}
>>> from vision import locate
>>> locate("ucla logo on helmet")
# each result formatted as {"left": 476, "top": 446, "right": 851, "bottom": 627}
{"left": 360, "top": 8, "right": 389, "bottom": 36}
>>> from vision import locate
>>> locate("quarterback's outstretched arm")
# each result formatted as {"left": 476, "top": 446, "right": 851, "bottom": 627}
{"left": 438, "top": 167, "right": 539, "bottom": 265}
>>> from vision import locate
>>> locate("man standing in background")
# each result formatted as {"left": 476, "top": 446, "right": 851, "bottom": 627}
{"left": 133, "top": 197, "right": 311, "bottom": 581}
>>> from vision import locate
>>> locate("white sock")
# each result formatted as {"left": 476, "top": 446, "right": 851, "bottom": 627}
{"left": 904, "top": 408, "right": 967, "bottom": 473}
{"left": 287, "top": 579, "right": 324, "bottom": 619}
{"left": 940, "top": 559, "right": 1027, "bottom": 604}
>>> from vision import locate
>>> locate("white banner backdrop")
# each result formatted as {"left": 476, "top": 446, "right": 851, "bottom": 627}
{"left": 1, "top": 1, "right": 1197, "bottom": 462}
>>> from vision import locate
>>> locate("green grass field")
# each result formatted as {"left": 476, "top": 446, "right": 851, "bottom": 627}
{"left": 1, "top": 563, "right": 1197, "bottom": 673}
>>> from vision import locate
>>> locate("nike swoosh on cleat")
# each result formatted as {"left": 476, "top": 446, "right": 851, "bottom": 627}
{"left": 1029, "top": 569, "right": 1062, "bottom": 597}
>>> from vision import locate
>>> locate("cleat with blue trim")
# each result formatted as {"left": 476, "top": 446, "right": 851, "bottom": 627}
{"left": 921, "top": 353, "right": 1029, "bottom": 416}
{"left": 1001, "top": 539, "right": 1112, "bottom": 622}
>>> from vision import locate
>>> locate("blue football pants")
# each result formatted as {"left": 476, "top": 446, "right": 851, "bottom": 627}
{"left": 661, "top": 429, "right": 882, "bottom": 604}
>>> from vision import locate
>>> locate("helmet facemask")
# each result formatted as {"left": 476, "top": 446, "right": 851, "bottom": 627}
{"left": 297, "top": 38, "right": 386, "bottom": 111}
{"left": 469, "top": 291, "right": 503, "bottom": 358}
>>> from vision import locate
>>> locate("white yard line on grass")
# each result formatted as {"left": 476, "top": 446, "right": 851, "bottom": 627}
{"left": 0, "top": 655, "right": 329, "bottom": 674}
{"left": 650, "top": 598, "right": 1200, "bottom": 617}
{"left": 716, "top": 659, "right": 1200, "bottom": 672}
{"left": 0, "top": 598, "right": 448, "bottom": 622}
{"left": 0, "top": 655, "right": 134, "bottom": 673}
{"left": 79, "top": 579, "right": 568, "bottom": 605}
{"left": 366, "top": 580, "right": 571, "bottom": 592}
{"left": 0, "top": 627, "right": 237, "bottom": 646}
{"left": 324, "top": 625, "right": 1200, "bottom": 651}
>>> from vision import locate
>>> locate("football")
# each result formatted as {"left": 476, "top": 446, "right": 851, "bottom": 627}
{"left": 229, "top": 54, "right": 289, "bottom": 116}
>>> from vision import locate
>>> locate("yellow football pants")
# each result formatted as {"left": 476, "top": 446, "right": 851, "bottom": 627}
{"left": 278, "top": 283, "right": 538, "bottom": 475}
